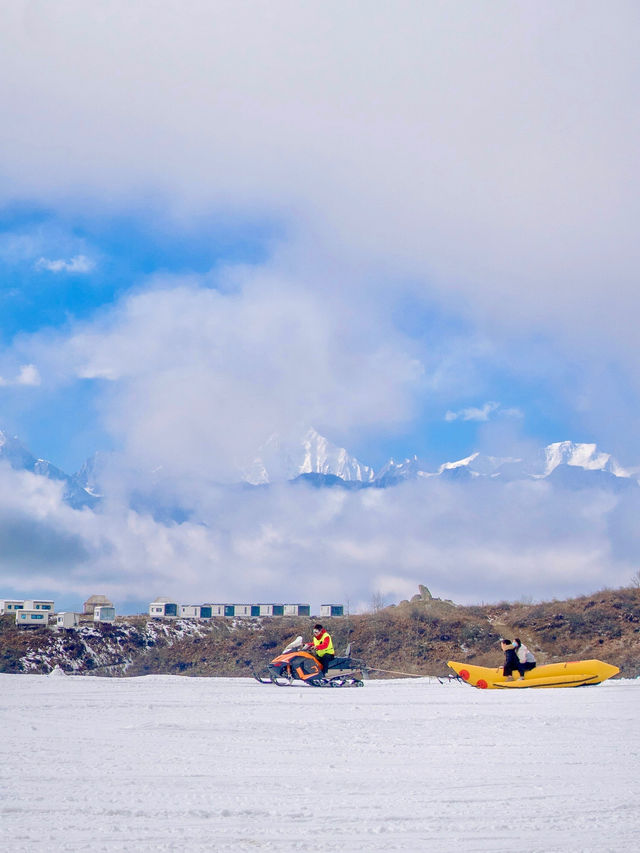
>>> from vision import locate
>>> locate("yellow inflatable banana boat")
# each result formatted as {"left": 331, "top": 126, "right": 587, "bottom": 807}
{"left": 447, "top": 659, "right": 619, "bottom": 689}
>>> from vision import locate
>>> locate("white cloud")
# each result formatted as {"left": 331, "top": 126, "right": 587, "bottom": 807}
{"left": 1, "top": 3, "right": 639, "bottom": 606}
{"left": 0, "top": 364, "right": 41, "bottom": 387}
{"left": 0, "top": 2, "right": 636, "bottom": 454}
{"left": 445, "top": 402, "right": 522, "bottom": 423}
{"left": 0, "top": 5, "right": 637, "bottom": 335}
{"left": 24, "top": 268, "right": 424, "bottom": 482}
{"left": 17, "top": 364, "right": 41, "bottom": 386}
{"left": 35, "top": 254, "right": 95, "bottom": 274}
{"left": 0, "top": 460, "right": 636, "bottom": 609}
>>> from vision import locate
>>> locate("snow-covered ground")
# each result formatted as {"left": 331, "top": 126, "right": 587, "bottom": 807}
{"left": 2, "top": 673, "right": 639, "bottom": 852}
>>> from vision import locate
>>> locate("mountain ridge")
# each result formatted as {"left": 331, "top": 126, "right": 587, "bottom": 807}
{"left": 1, "top": 428, "right": 637, "bottom": 510}
{"left": 0, "top": 430, "right": 98, "bottom": 509}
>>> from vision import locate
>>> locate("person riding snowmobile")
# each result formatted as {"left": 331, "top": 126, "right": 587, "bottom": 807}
{"left": 304, "top": 623, "right": 335, "bottom": 674}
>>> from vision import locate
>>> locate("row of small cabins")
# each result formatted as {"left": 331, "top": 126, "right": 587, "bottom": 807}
{"left": 0, "top": 595, "right": 116, "bottom": 628}
{"left": 149, "top": 597, "right": 344, "bottom": 619}
{"left": 0, "top": 595, "right": 345, "bottom": 628}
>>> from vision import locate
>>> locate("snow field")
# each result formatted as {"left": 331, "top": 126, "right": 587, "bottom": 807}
{"left": 1, "top": 674, "right": 639, "bottom": 852}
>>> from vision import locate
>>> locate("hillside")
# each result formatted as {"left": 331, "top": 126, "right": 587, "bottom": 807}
{"left": 2, "top": 585, "right": 640, "bottom": 678}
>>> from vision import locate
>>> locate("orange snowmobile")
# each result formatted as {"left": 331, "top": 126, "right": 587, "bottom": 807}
{"left": 251, "top": 636, "right": 368, "bottom": 687}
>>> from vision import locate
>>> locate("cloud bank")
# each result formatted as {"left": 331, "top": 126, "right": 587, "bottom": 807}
{"left": 2, "top": 2, "right": 639, "bottom": 351}
{"left": 0, "top": 458, "right": 636, "bottom": 611}
{"left": 22, "top": 268, "right": 423, "bottom": 483}
{"left": 1, "top": 3, "right": 639, "bottom": 606}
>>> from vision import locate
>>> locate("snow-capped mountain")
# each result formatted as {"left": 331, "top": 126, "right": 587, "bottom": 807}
{"left": 539, "top": 441, "right": 630, "bottom": 478}
{"left": 1, "top": 427, "right": 636, "bottom": 511}
{"left": 373, "top": 451, "right": 529, "bottom": 485}
{"left": 375, "top": 455, "right": 428, "bottom": 486}
{"left": 73, "top": 451, "right": 109, "bottom": 497}
{"left": 437, "top": 452, "right": 524, "bottom": 477}
{"left": 0, "top": 430, "right": 36, "bottom": 471}
{"left": 240, "top": 429, "right": 636, "bottom": 490}
{"left": 374, "top": 441, "right": 635, "bottom": 491}
{"left": 0, "top": 430, "right": 98, "bottom": 509}
{"left": 243, "top": 427, "right": 375, "bottom": 485}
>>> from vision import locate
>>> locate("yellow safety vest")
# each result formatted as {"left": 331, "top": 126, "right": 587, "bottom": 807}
{"left": 312, "top": 630, "right": 334, "bottom": 657}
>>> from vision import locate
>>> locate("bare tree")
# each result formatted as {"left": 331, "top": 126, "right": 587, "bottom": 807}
{"left": 370, "top": 590, "right": 386, "bottom": 613}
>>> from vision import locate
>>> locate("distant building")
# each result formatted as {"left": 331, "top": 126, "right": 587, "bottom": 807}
{"left": 148, "top": 597, "right": 180, "bottom": 618}
{"left": 56, "top": 612, "right": 80, "bottom": 629}
{"left": 283, "top": 604, "right": 311, "bottom": 617}
{"left": 203, "top": 604, "right": 226, "bottom": 617}
{"left": 83, "top": 594, "right": 113, "bottom": 615}
{"left": 94, "top": 606, "right": 116, "bottom": 623}
{"left": 258, "top": 604, "right": 285, "bottom": 616}
{"left": 320, "top": 604, "right": 344, "bottom": 617}
{"left": 23, "top": 599, "right": 54, "bottom": 613}
{"left": 180, "top": 605, "right": 215, "bottom": 619}
{"left": 16, "top": 609, "right": 50, "bottom": 628}
{"left": 0, "top": 600, "right": 24, "bottom": 615}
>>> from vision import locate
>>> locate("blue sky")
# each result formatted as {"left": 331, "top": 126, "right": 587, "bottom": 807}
{"left": 0, "top": 203, "right": 281, "bottom": 470}
{"left": 1, "top": 2, "right": 639, "bottom": 610}
{"left": 0, "top": 201, "right": 599, "bottom": 474}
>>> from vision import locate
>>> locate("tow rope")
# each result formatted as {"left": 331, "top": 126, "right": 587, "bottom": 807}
{"left": 368, "top": 666, "right": 462, "bottom": 682}
{"left": 368, "top": 666, "right": 425, "bottom": 678}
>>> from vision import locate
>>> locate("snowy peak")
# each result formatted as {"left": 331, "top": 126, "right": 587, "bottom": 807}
{"left": 375, "top": 455, "right": 424, "bottom": 483}
{"left": 243, "top": 428, "right": 375, "bottom": 485}
{"left": 541, "top": 441, "right": 629, "bottom": 478}
{"left": 244, "top": 433, "right": 633, "bottom": 487}
{"left": 436, "top": 452, "right": 533, "bottom": 479}
{"left": 0, "top": 430, "right": 36, "bottom": 471}
{"left": 370, "top": 441, "right": 634, "bottom": 487}
{"left": 74, "top": 451, "right": 110, "bottom": 497}
{"left": 0, "top": 429, "right": 98, "bottom": 508}
{"left": 438, "top": 452, "right": 481, "bottom": 474}
{"left": 1, "top": 427, "right": 636, "bottom": 504}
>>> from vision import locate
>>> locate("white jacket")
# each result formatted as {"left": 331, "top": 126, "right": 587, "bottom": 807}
{"left": 516, "top": 643, "right": 536, "bottom": 664}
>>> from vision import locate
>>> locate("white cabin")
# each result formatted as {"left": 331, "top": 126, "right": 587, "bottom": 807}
{"left": 258, "top": 603, "right": 285, "bottom": 616}
{"left": 180, "top": 605, "right": 215, "bottom": 619}
{"left": 233, "top": 604, "right": 252, "bottom": 618}
{"left": 199, "top": 604, "right": 224, "bottom": 617}
{"left": 149, "top": 597, "right": 180, "bottom": 618}
{"left": 16, "top": 609, "right": 50, "bottom": 627}
{"left": 22, "top": 599, "right": 54, "bottom": 613}
{"left": 0, "top": 599, "right": 24, "bottom": 615}
{"left": 56, "top": 612, "right": 80, "bottom": 629}
{"left": 320, "top": 604, "right": 345, "bottom": 617}
{"left": 283, "top": 604, "right": 311, "bottom": 617}
{"left": 94, "top": 606, "right": 116, "bottom": 623}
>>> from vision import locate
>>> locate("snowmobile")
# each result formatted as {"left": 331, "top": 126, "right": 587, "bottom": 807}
{"left": 251, "top": 636, "right": 368, "bottom": 687}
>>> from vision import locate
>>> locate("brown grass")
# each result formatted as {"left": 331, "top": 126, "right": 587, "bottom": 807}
{"left": 2, "top": 586, "right": 640, "bottom": 678}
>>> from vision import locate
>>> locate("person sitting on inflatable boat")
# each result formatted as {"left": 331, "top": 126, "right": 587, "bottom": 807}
{"left": 303, "top": 623, "right": 335, "bottom": 674}
{"left": 500, "top": 637, "right": 536, "bottom": 680}
{"left": 513, "top": 638, "right": 536, "bottom": 678}
{"left": 500, "top": 638, "right": 520, "bottom": 680}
